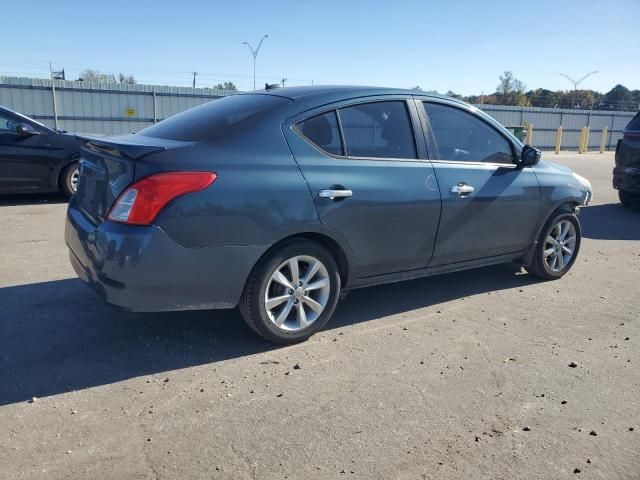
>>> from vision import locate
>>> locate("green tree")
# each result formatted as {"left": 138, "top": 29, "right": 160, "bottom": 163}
{"left": 605, "top": 84, "right": 634, "bottom": 110}
{"left": 213, "top": 82, "right": 238, "bottom": 92}
{"left": 445, "top": 90, "right": 463, "bottom": 100}
{"left": 496, "top": 71, "right": 530, "bottom": 106}
{"left": 631, "top": 90, "right": 640, "bottom": 111}
{"left": 526, "top": 88, "right": 560, "bottom": 108}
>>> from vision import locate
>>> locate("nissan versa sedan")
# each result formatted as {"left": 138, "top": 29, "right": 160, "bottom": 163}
{"left": 0, "top": 105, "right": 80, "bottom": 196}
{"left": 66, "top": 86, "right": 593, "bottom": 343}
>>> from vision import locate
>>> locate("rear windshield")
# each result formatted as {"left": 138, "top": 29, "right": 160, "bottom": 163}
{"left": 626, "top": 112, "right": 640, "bottom": 132}
{"left": 138, "top": 94, "right": 288, "bottom": 141}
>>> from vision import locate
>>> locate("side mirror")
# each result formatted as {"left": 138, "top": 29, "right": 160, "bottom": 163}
{"left": 517, "top": 145, "right": 541, "bottom": 167}
{"left": 15, "top": 123, "right": 39, "bottom": 136}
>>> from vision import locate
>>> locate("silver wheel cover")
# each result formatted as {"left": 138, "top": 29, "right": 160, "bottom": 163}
{"left": 543, "top": 220, "right": 576, "bottom": 272}
{"left": 70, "top": 167, "right": 80, "bottom": 192}
{"left": 264, "top": 255, "right": 331, "bottom": 331}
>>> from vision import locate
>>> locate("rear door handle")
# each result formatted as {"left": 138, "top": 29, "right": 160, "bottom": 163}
{"left": 319, "top": 189, "right": 353, "bottom": 200}
{"left": 450, "top": 183, "right": 474, "bottom": 195}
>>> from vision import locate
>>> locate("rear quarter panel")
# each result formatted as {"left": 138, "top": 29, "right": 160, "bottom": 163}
{"left": 134, "top": 114, "right": 341, "bottom": 251}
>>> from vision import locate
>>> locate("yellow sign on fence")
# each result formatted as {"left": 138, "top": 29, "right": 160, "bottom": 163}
{"left": 126, "top": 108, "right": 135, "bottom": 117}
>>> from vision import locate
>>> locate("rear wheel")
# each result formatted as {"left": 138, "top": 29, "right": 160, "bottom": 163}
{"left": 619, "top": 190, "right": 640, "bottom": 212}
{"left": 61, "top": 162, "right": 80, "bottom": 197}
{"left": 240, "top": 240, "right": 341, "bottom": 344}
{"left": 525, "top": 212, "right": 581, "bottom": 280}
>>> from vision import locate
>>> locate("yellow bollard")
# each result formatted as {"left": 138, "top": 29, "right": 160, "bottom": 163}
{"left": 578, "top": 127, "right": 585, "bottom": 154}
{"left": 583, "top": 127, "right": 590, "bottom": 153}
{"left": 555, "top": 126, "right": 563, "bottom": 154}
{"left": 582, "top": 127, "right": 589, "bottom": 153}
{"left": 600, "top": 127, "right": 608, "bottom": 153}
{"left": 525, "top": 123, "right": 533, "bottom": 145}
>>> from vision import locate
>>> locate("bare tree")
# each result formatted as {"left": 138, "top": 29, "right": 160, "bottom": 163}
{"left": 78, "top": 69, "right": 135, "bottom": 84}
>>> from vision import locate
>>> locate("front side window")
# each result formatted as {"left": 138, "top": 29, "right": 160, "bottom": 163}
{"left": 295, "top": 110, "right": 344, "bottom": 156}
{"left": 339, "top": 101, "right": 417, "bottom": 159}
{"left": 424, "top": 102, "right": 513, "bottom": 164}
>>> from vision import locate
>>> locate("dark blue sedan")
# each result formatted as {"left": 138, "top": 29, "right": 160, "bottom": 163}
{"left": 66, "top": 86, "right": 592, "bottom": 343}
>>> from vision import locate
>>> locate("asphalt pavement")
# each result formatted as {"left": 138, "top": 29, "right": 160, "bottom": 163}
{"left": 1, "top": 152, "right": 638, "bottom": 479}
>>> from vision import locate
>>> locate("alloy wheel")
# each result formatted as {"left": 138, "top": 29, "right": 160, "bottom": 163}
{"left": 543, "top": 220, "right": 576, "bottom": 272}
{"left": 70, "top": 167, "right": 80, "bottom": 192}
{"left": 264, "top": 255, "right": 331, "bottom": 331}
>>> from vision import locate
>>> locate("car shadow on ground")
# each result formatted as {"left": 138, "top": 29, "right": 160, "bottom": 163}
{"left": 0, "top": 193, "right": 68, "bottom": 206}
{"left": 580, "top": 203, "right": 640, "bottom": 241}
{"left": 0, "top": 263, "right": 538, "bottom": 406}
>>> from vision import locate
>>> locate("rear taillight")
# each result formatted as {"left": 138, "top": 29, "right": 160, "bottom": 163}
{"left": 107, "top": 171, "right": 216, "bottom": 225}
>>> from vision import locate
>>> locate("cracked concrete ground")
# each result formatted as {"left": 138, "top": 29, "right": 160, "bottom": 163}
{"left": 1, "top": 152, "right": 638, "bottom": 479}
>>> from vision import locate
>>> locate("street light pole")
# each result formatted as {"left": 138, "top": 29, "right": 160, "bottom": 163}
{"left": 559, "top": 71, "right": 598, "bottom": 109}
{"left": 243, "top": 35, "right": 269, "bottom": 90}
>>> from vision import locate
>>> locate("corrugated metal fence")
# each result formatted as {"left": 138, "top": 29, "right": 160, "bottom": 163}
{"left": 0, "top": 76, "right": 235, "bottom": 136}
{"left": 477, "top": 104, "right": 635, "bottom": 151}
{"left": 1, "top": 76, "right": 636, "bottom": 149}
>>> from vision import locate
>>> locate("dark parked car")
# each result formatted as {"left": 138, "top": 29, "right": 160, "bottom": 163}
{"left": 613, "top": 111, "right": 640, "bottom": 211}
{"left": 0, "top": 106, "right": 80, "bottom": 196}
{"left": 66, "top": 86, "right": 593, "bottom": 343}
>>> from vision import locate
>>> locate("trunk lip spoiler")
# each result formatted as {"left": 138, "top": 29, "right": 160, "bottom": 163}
{"left": 75, "top": 134, "right": 194, "bottom": 160}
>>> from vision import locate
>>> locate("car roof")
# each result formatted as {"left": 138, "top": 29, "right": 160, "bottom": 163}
{"left": 244, "top": 85, "right": 522, "bottom": 148}
{"left": 243, "top": 85, "right": 459, "bottom": 103}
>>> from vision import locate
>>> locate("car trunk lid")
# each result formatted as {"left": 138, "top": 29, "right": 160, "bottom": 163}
{"left": 74, "top": 134, "right": 192, "bottom": 224}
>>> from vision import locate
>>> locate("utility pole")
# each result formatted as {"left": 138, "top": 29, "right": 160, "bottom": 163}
{"left": 49, "top": 62, "right": 64, "bottom": 130}
{"left": 559, "top": 71, "right": 598, "bottom": 109}
{"left": 192, "top": 72, "right": 198, "bottom": 89}
{"left": 243, "top": 35, "right": 269, "bottom": 90}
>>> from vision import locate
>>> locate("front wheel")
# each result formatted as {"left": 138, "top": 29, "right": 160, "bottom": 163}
{"left": 619, "top": 190, "right": 640, "bottom": 212}
{"left": 61, "top": 162, "right": 80, "bottom": 197}
{"left": 525, "top": 212, "right": 581, "bottom": 280}
{"left": 239, "top": 240, "right": 341, "bottom": 344}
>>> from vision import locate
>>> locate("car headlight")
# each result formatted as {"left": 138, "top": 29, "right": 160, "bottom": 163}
{"left": 572, "top": 173, "right": 593, "bottom": 205}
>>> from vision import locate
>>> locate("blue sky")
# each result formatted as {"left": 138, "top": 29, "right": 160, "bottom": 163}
{"left": 2, "top": 0, "right": 638, "bottom": 94}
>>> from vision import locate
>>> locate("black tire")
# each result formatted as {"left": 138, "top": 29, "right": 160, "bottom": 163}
{"left": 239, "top": 240, "right": 341, "bottom": 344}
{"left": 60, "top": 162, "right": 80, "bottom": 197}
{"left": 619, "top": 190, "right": 640, "bottom": 212}
{"left": 525, "top": 211, "right": 581, "bottom": 280}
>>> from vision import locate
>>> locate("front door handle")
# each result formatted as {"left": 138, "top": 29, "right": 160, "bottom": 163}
{"left": 450, "top": 183, "right": 474, "bottom": 195}
{"left": 319, "top": 189, "right": 353, "bottom": 200}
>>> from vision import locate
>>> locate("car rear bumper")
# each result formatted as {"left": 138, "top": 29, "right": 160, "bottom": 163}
{"left": 613, "top": 166, "right": 640, "bottom": 192}
{"left": 65, "top": 200, "right": 267, "bottom": 312}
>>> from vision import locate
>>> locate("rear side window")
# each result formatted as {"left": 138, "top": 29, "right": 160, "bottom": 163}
{"left": 626, "top": 113, "right": 640, "bottom": 132}
{"left": 424, "top": 102, "right": 513, "bottom": 164}
{"left": 339, "top": 101, "right": 417, "bottom": 159}
{"left": 138, "top": 94, "right": 288, "bottom": 141}
{"left": 295, "top": 111, "right": 344, "bottom": 156}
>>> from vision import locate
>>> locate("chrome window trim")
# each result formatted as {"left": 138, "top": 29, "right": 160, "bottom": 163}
{"left": 289, "top": 96, "right": 425, "bottom": 163}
